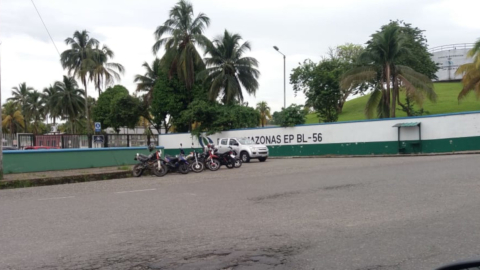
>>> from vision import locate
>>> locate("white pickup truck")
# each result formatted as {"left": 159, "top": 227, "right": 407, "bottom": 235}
{"left": 216, "top": 137, "right": 269, "bottom": 163}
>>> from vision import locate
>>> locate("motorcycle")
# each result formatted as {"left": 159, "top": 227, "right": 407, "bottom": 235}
{"left": 186, "top": 143, "right": 205, "bottom": 173}
{"left": 216, "top": 147, "right": 237, "bottom": 169}
{"left": 132, "top": 145, "right": 167, "bottom": 177}
{"left": 204, "top": 144, "right": 221, "bottom": 171}
{"left": 163, "top": 143, "right": 190, "bottom": 174}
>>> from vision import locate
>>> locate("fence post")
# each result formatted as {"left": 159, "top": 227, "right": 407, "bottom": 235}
{"left": 127, "top": 134, "right": 130, "bottom": 147}
{"left": 61, "top": 135, "right": 65, "bottom": 149}
{"left": 88, "top": 134, "right": 92, "bottom": 148}
{"left": 147, "top": 135, "right": 151, "bottom": 146}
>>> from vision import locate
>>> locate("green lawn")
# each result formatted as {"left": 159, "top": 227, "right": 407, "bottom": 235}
{"left": 306, "top": 82, "right": 480, "bottom": 123}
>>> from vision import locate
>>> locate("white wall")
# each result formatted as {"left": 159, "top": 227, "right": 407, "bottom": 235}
{"left": 158, "top": 112, "right": 480, "bottom": 149}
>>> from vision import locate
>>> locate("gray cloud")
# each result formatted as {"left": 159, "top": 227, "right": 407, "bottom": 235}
{"left": 1, "top": 0, "right": 479, "bottom": 113}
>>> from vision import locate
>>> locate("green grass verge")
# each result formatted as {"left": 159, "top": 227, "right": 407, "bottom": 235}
{"left": 306, "top": 82, "right": 480, "bottom": 124}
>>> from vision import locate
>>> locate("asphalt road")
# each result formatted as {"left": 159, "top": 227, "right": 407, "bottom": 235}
{"left": 1, "top": 155, "right": 480, "bottom": 270}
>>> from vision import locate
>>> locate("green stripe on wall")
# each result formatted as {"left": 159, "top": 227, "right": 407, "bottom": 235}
{"left": 163, "top": 136, "right": 480, "bottom": 157}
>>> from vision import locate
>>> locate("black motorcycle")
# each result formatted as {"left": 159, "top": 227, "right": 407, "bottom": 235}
{"left": 216, "top": 147, "right": 237, "bottom": 169}
{"left": 163, "top": 144, "right": 189, "bottom": 174}
{"left": 133, "top": 145, "right": 167, "bottom": 177}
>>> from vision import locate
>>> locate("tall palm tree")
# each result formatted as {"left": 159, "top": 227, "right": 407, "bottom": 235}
{"left": 60, "top": 30, "right": 99, "bottom": 134}
{"left": 55, "top": 76, "right": 85, "bottom": 133}
{"left": 42, "top": 85, "right": 60, "bottom": 125}
{"left": 341, "top": 25, "right": 436, "bottom": 118}
{"left": 152, "top": 0, "right": 210, "bottom": 90}
{"left": 134, "top": 58, "right": 161, "bottom": 105}
{"left": 90, "top": 44, "right": 125, "bottom": 96}
{"left": 8, "top": 82, "right": 33, "bottom": 132}
{"left": 456, "top": 38, "right": 480, "bottom": 100}
{"left": 2, "top": 102, "right": 24, "bottom": 134}
{"left": 256, "top": 101, "right": 271, "bottom": 127}
{"left": 200, "top": 30, "right": 260, "bottom": 104}
{"left": 26, "top": 91, "right": 45, "bottom": 134}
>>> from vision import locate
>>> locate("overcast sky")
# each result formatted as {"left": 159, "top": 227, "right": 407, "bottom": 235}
{"left": 1, "top": 0, "right": 479, "bottom": 112}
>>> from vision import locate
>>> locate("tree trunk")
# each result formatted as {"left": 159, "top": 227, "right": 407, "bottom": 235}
{"left": 385, "top": 64, "right": 392, "bottom": 118}
{"left": 392, "top": 74, "right": 399, "bottom": 118}
{"left": 83, "top": 76, "right": 91, "bottom": 135}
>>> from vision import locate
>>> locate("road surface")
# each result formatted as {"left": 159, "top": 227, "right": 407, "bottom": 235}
{"left": 1, "top": 155, "right": 480, "bottom": 270}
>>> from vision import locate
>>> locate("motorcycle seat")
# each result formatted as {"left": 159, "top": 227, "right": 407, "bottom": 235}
{"left": 165, "top": 155, "right": 178, "bottom": 162}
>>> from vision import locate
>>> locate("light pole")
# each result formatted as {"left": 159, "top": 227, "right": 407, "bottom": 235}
{"left": 273, "top": 46, "right": 286, "bottom": 109}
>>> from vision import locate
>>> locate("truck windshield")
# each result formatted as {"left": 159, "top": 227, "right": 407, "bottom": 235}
{"left": 238, "top": 138, "right": 255, "bottom": 145}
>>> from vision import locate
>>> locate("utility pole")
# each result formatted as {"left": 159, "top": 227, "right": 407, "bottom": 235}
{"left": 0, "top": 42, "right": 3, "bottom": 180}
{"left": 273, "top": 46, "right": 286, "bottom": 108}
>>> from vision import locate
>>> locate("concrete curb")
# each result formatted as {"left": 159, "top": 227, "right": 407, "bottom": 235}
{"left": 0, "top": 170, "right": 134, "bottom": 189}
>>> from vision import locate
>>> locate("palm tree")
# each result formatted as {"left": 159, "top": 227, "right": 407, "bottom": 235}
{"left": 90, "top": 44, "right": 125, "bottom": 96}
{"left": 200, "top": 30, "right": 260, "bottom": 104}
{"left": 60, "top": 30, "right": 99, "bottom": 134}
{"left": 2, "top": 102, "right": 24, "bottom": 134}
{"left": 256, "top": 101, "right": 271, "bottom": 127}
{"left": 456, "top": 38, "right": 480, "bottom": 100}
{"left": 152, "top": 0, "right": 210, "bottom": 90}
{"left": 8, "top": 82, "right": 33, "bottom": 132}
{"left": 134, "top": 58, "right": 161, "bottom": 105}
{"left": 55, "top": 76, "right": 85, "bottom": 133}
{"left": 341, "top": 25, "right": 436, "bottom": 118}
{"left": 26, "top": 91, "right": 45, "bottom": 134}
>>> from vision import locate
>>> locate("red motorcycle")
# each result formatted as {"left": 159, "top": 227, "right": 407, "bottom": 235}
{"left": 204, "top": 144, "right": 221, "bottom": 171}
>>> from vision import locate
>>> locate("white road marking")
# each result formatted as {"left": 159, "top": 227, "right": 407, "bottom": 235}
{"left": 38, "top": 196, "right": 75, "bottom": 201}
{"left": 115, "top": 188, "right": 156, "bottom": 194}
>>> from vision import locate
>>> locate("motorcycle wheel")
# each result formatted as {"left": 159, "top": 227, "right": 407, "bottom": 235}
{"left": 207, "top": 159, "right": 221, "bottom": 171}
{"left": 191, "top": 162, "right": 204, "bottom": 173}
{"left": 179, "top": 163, "right": 189, "bottom": 174}
{"left": 153, "top": 163, "right": 168, "bottom": 177}
{"left": 226, "top": 159, "right": 235, "bottom": 169}
{"left": 132, "top": 164, "right": 144, "bottom": 177}
{"left": 234, "top": 159, "right": 242, "bottom": 168}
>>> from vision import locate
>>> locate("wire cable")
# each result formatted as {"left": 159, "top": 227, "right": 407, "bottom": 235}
{"left": 30, "top": 0, "right": 60, "bottom": 55}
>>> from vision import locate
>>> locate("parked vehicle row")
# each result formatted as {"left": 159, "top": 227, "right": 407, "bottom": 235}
{"left": 132, "top": 142, "right": 245, "bottom": 177}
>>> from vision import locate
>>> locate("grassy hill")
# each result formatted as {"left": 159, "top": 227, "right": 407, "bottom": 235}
{"left": 306, "top": 82, "right": 480, "bottom": 124}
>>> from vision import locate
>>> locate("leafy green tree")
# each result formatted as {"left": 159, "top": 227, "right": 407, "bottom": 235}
{"left": 60, "top": 30, "right": 99, "bottom": 133}
{"left": 150, "top": 71, "right": 192, "bottom": 133}
{"left": 152, "top": 0, "right": 210, "bottom": 90}
{"left": 109, "top": 95, "right": 142, "bottom": 133}
{"left": 93, "top": 85, "right": 129, "bottom": 132}
{"left": 179, "top": 100, "right": 259, "bottom": 136}
{"left": 271, "top": 111, "right": 283, "bottom": 126}
{"left": 54, "top": 76, "right": 86, "bottom": 134}
{"left": 8, "top": 82, "right": 33, "bottom": 132}
{"left": 327, "top": 43, "right": 365, "bottom": 63}
{"left": 277, "top": 104, "right": 307, "bottom": 127}
{"left": 134, "top": 58, "right": 161, "bottom": 105}
{"left": 456, "top": 38, "right": 480, "bottom": 100}
{"left": 200, "top": 30, "right": 260, "bottom": 104}
{"left": 2, "top": 102, "right": 24, "bottom": 134}
{"left": 256, "top": 101, "right": 271, "bottom": 127}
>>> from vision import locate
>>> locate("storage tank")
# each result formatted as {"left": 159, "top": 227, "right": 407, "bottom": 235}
{"left": 429, "top": 43, "right": 474, "bottom": 81}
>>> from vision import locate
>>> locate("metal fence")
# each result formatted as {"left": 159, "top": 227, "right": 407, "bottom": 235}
{"left": 2, "top": 134, "right": 16, "bottom": 147}
{"left": 1, "top": 133, "right": 157, "bottom": 149}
